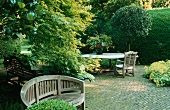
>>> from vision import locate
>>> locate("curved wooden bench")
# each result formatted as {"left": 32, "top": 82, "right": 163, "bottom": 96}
{"left": 20, "top": 75, "right": 85, "bottom": 110}
{"left": 3, "top": 56, "right": 40, "bottom": 85}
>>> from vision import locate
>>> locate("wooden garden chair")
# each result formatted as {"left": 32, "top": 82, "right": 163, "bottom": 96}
{"left": 115, "top": 51, "right": 138, "bottom": 77}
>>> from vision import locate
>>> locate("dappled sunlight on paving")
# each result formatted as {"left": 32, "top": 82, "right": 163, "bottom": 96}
{"left": 112, "top": 81, "right": 148, "bottom": 91}
{"left": 86, "top": 80, "right": 148, "bottom": 92}
{"left": 85, "top": 65, "right": 170, "bottom": 110}
{"left": 85, "top": 80, "right": 110, "bottom": 88}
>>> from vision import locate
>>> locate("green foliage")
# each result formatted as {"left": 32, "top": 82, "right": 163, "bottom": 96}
{"left": 0, "top": 39, "right": 21, "bottom": 58}
{"left": 81, "top": 0, "right": 141, "bottom": 52}
{"left": 26, "top": 99, "right": 77, "bottom": 110}
{"left": 0, "top": 102, "right": 21, "bottom": 110}
{"left": 133, "top": 8, "right": 170, "bottom": 65}
{"left": 84, "top": 58, "right": 101, "bottom": 73}
{"left": 1, "top": 0, "right": 95, "bottom": 80}
{"left": 0, "top": 0, "right": 37, "bottom": 58}
{"left": 104, "top": 0, "right": 141, "bottom": 19}
{"left": 0, "top": 1, "right": 36, "bottom": 40}
{"left": 152, "top": 0, "right": 170, "bottom": 8}
{"left": 140, "top": 0, "right": 153, "bottom": 9}
{"left": 111, "top": 5, "right": 152, "bottom": 51}
{"left": 143, "top": 60, "right": 170, "bottom": 87}
{"left": 28, "top": 0, "right": 95, "bottom": 79}
{"left": 86, "top": 34, "right": 114, "bottom": 53}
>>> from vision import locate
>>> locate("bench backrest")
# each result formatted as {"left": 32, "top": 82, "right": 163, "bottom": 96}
{"left": 20, "top": 75, "right": 85, "bottom": 107}
{"left": 4, "top": 56, "right": 35, "bottom": 78}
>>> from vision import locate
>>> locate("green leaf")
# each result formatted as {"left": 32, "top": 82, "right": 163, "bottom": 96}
{"left": 27, "top": 12, "right": 35, "bottom": 21}
{"left": 10, "top": 0, "right": 16, "bottom": 4}
{"left": 16, "top": 33, "right": 22, "bottom": 38}
{"left": 19, "top": 8, "right": 28, "bottom": 12}
{"left": 102, "top": 42, "right": 106, "bottom": 46}
{"left": 18, "top": 2, "right": 25, "bottom": 8}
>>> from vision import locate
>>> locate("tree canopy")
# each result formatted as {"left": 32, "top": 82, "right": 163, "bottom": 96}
{"left": 110, "top": 5, "right": 152, "bottom": 50}
{"left": 0, "top": 0, "right": 95, "bottom": 80}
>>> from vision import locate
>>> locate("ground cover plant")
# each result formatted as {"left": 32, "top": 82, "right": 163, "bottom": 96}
{"left": 0, "top": 102, "right": 21, "bottom": 110}
{"left": 143, "top": 60, "right": 170, "bottom": 87}
{"left": 26, "top": 100, "right": 77, "bottom": 110}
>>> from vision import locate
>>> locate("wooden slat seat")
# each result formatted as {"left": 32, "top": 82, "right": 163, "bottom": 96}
{"left": 3, "top": 56, "right": 40, "bottom": 85}
{"left": 20, "top": 75, "right": 85, "bottom": 110}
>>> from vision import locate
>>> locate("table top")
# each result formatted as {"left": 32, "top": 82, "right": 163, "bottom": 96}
{"left": 81, "top": 53, "right": 124, "bottom": 59}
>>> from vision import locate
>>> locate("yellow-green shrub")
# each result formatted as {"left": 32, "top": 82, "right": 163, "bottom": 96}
{"left": 143, "top": 60, "right": 170, "bottom": 87}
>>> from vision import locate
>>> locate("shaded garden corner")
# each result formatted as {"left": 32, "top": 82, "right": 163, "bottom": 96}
{"left": 0, "top": 64, "right": 21, "bottom": 103}
{"left": 85, "top": 65, "right": 170, "bottom": 110}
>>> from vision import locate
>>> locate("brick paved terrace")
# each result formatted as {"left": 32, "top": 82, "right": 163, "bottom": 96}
{"left": 0, "top": 65, "right": 170, "bottom": 110}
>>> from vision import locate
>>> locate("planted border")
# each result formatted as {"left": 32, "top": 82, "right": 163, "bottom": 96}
{"left": 143, "top": 60, "right": 170, "bottom": 87}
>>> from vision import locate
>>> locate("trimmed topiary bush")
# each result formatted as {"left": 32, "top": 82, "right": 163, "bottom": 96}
{"left": 26, "top": 100, "right": 77, "bottom": 110}
{"left": 111, "top": 5, "right": 152, "bottom": 51}
{"left": 143, "top": 60, "right": 170, "bottom": 87}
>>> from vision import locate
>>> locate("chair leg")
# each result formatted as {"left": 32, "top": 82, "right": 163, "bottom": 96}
{"left": 122, "top": 69, "right": 125, "bottom": 78}
{"left": 132, "top": 69, "right": 135, "bottom": 76}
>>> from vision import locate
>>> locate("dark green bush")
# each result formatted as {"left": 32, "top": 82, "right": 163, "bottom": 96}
{"left": 0, "top": 39, "right": 21, "bottom": 59}
{"left": 26, "top": 100, "right": 77, "bottom": 110}
{"left": 0, "top": 102, "right": 21, "bottom": 110}
{"left": 133, "top": 8, "right": 170, "bottom": 64}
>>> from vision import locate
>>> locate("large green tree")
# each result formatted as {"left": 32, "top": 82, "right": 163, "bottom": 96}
{"left": 81, "top": 0, "right": 141, "bottom": 53}
{"left": 31, "top": 0, "right": 95, "bottom": 79}
{"left": 110, "top": 5, "right": 152, "bottom": 51}
{"left": 0, "top": 0, "right": 95, "bottom": 80}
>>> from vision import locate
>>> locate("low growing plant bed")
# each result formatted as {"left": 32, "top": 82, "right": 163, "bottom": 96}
{"left": 143, "top": 60, "right": 170, "bottom": 87}
{"left": 26, "top": 100, "right": 77, "bottom": 110}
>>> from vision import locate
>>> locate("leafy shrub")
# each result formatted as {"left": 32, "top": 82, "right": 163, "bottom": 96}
{"left": 0, "top": 102, "right": 21, "bottom": 110}
{"left": 152, "top": 0, "right": 170, "bottom": 8}
{"left": 0, "top": 39, "right": 21, "bottom": 59}
{"left": 1, "top": 0, "right": 95, "bottom": 81}
{"left": 111, "top": 5, "right": 152, "bottom": 51}
{"left": 26, "top": 100, "right": 77, "bottom": 110}
{"left": 143, "top": 60, "right": 170, "bottom": 87}
{"left": 133, "top": 8, "right": 170, "bottom": 65}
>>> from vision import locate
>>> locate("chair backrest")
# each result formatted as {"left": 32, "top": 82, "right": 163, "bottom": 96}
{"left": 124, "top": 51, "right": 138, "bottom": 67}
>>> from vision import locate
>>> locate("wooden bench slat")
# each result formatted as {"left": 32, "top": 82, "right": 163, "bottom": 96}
{"left": 20, "top": 75, "right": 85, "bottom": 110}
{"left": 4, "top": 56, "right": 40, "bottom": 85}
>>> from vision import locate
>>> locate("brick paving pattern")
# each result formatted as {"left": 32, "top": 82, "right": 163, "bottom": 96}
{"left": 85, "top": 66, "right": 170, "bottom": 110}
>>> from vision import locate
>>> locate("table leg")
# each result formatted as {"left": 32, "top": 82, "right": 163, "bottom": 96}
{"left": 109, "top": 59, "right": 118, "bottom": 76}
{"left": 109, "top": 59, "right": 112, "bottom": 68}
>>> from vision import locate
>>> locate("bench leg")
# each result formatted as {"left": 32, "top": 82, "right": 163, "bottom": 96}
{"left": 6, "top": 72, "right": 9, "bottom": 82}
{"left": 18, "top": 76, "right": 21, "bottom": 85}
{"left": 21, "top": 102, "right": 27, "bottom": 110}
{"left": 82, "top": 102, "right": 85, "bottom": 110}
